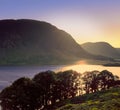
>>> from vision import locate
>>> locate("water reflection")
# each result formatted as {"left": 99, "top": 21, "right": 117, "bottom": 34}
{"left": 57, "top": 64, "right": 120, "bottom": 77}
{"left": 0, "top": 64, "right": 119, "bottom": 90}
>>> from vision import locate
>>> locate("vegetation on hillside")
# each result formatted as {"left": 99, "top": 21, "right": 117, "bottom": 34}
{"left": 0, "top": 69, "right": 120, "bottom": 110}
{"left": 57, "top": 87, "right": 120, "bottom": 110}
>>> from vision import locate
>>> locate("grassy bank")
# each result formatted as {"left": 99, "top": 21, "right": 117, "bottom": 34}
{"left": 56, "top": 87, "right": 120, "bottom": 110}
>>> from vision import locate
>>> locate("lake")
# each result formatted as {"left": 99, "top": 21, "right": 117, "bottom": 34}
{"left": 0, "top": 64, "right": 120, "bottom": 90}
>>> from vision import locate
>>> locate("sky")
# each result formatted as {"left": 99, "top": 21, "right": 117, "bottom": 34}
{"left": 0, "top": 0, "right": 120, "bottom": 47}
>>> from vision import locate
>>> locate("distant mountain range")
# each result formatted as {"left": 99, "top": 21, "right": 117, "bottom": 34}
{"left": 81, "top": 42, "right": 120, "bottom": 59}
{"left": 0, "top": 19, "right": 94, "bottom": 65}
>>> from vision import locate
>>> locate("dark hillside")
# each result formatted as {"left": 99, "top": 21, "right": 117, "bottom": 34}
{"left": 116, "top": 48, "right": 120, "bottom": 54}
{"left": 0, "top": 19, "right": 91, "bottom": 65}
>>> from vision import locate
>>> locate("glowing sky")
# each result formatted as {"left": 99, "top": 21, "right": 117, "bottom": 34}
{"left": 0, "top": 0, "right": 120, "bottom": 47}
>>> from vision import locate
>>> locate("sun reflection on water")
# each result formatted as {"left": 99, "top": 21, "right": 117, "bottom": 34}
{"left": 57, "top": 64, "right": 120, "bottom": 77}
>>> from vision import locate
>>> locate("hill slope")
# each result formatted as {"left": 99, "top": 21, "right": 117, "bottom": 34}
{"left": 57, "top": 87, "right": 120, "bottom": 110}
{"left": 81, "top": 42, "right": 120, "bottom": 59}
{"left": 0, "top": 19, "right": 92, "bottom": 65}
{"left": 116, "top": 48, "right": 120, "bottom": 54}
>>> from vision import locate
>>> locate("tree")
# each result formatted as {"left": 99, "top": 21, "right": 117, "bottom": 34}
{"left": 82, "top": 71, "right": 100, "bottom": 93}
{"left": 98, "top": 70, "right": 115, "bottom": 90}
{"left": 0, "top": 86, "right": 15, "bottom": 110}
{"left": 56, "top": 70, "right": 81, "bottom": 100}
{"left": 32, "top": 70, "right": 56, "bottom": 109}
{"left": 111, "top": 75, "right": 120, "bottom": 87}
{"left": 0, "top": 77, "right": 40, "bottom": 110}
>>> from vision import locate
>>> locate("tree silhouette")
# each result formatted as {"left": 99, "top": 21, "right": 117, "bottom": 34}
{"left": 0, "top": 77, "right": 41, "bottom": 110}
{"left": 98, "top": 70, "right": 115, "bottom": 90}
{"left": 56, "top": 70, "right": 81, "bottom": 99}
{"left": 0, "top": 69, "right": 119, "bottom": 110}
{"left": 82, "top": 71, "right": 100, "bottom": 93}
{"left": 33, "top": 70, "right": 56, "bottom": 109}
{"left": 0, "top": 86, "right": 15, "bottom": 110}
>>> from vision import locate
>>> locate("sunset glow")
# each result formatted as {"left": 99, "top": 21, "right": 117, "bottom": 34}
{"left": 0, "top": 0, "right": 120, "bottom": 47}
{"left": 0, "top": 1, "right": 120, "bottom": 109}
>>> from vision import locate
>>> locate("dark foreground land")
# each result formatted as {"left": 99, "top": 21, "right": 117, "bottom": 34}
{"left": 0, "top": 69, "right": 120, "bottom": 110}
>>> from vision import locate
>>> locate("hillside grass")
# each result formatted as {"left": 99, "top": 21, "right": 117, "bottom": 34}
{"left": 56, "top": 87, "right": 120, "bottom": 110}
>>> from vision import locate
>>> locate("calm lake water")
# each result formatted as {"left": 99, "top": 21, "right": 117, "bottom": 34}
{"left": 0, "top": 64, "right": 120, "bottom": 90}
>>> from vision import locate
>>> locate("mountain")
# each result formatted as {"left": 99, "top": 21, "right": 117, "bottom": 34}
{"left": 116, "top": 48, "right": 120, "bottom": 54}
{"left": 81, "top": 42, "right": 120, "bottom": 59}
{"left": 0, "top": 19, "right": 94, "bottom": 65}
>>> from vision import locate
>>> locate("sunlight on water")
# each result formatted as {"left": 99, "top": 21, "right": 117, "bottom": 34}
{"left": 0, "top": 64, "right": 119, "bottom": 92}
{"left": 75, "top": 60, "right": 87, "bottom": 65}
{"left": 57, "top": 64, "right": 120, "bottom": 77}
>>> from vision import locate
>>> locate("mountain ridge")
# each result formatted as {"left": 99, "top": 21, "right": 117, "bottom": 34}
{"left": 0, "top": 19, "right": 94, "bottom": 65}
{"left": 81, "top": 42, "right": 120, "bottom": 59}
